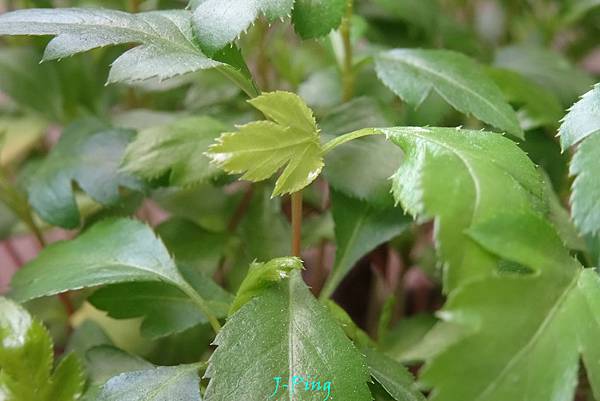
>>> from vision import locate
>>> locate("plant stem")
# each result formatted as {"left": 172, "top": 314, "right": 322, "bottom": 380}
{"left": 182, "top": 284, "right": 222, "bottom": 333}
{"left": 340, "top": 0, "right": 355, "bottom": 102}
{"left": 291, "top": 191, "right": 303, "bottom": 257}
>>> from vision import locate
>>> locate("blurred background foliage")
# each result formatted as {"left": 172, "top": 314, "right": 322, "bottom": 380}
{"left": 0, "top": 0, "right": 599, "bottom": 380}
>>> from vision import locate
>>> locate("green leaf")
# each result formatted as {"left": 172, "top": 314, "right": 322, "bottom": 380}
{"left": 229, "top": 257, "right": 303, "bottom": 315}
{"left": 193, "top": 0, "right": 293, "bottom": 54}
{"left": 0, "top": 297, "right": 84, "bottom": 401}
{"left": 364, "top": 348, "right": 425, "bottom": 401}
{"left": 565, "top": 0, "right": 600, "bottom": 22}
{"left": 27, "top": 118, "right": 143, "bottom": 229}
{"left": 239, "top": 186, "right": 291, "bottom": 261}
{"left": 494, "top": 45, "right": 594, "bottom": 106}
{"left": 380, "top": 314, "right": 438, "bottom": 363}
{"left": 320, "top": 190, "right": 410, "bottom": 299}
{"left": 204, "top": 269, "right": 371, "bottom": 401}
{"left": 421, "top": 212, "right": 600, "bottom": 401}
{"left": 375, "top": 49, "right": 523, "bottom": 138}
{"left": 384, "top": 126, "right": 546, "bottom": 291}
{"left": 89, "top": 265, "right": 232, "bottom": 339}
{"left": 97, "top": 363, "right": 203, "bottom": 401}
{"left": 122, "top": 116, "right": 227, "bottom": 188}
{"left": 0, "top": 8, "right": 223, "bottom": 84}
{"left": 10, "top": 218, "right": 218, "bottom": 330}
{"left": 156, "top": 217, "right": 228, "bottom": 275}
{"left": 85, "top": 346, "right": 153, "bottom": 385}
{"left": 559, "top": 83, "right": 600, "bottom": 235}
{"left": 487, "top": 67, "right": 563, "bottom": 130}
{"left": 193, "top": 0, "right": 344, "bottom": 53}
{"left": 292, "top": 0, "right": 346, "bottom": 39}
{"left": 207, "top": 91, "right": 323, "bottom": 196}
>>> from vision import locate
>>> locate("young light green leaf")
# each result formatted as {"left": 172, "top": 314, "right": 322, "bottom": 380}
{"left": 375, "top": 49, "right": 523, "bottom": 138}
{"left": 292, "top": 0, "right": 346, "bottom": 39}
{"left": 207, "top": 91, "right": 323, "bottom": 196}
{"left": 364, "top": 348, "right": 425, "bottom": 401}
{"left": 122, "top": 116, "right": 227, "bottom": 187}
{"left": 97, "top": 363, "right": 203, "bottom": 401}
{"left": 0, "top": 8, "right": 223, "bottom": 84}
{"left": 204, "top": 270, "right": 371, "bottom": 401}
{"left": 27, "top": 118, "right": 143, "bottom": 229}
{"left": 89, "top": 265, "right": 232, "bottom": 339}
{"left": 229, "top": 257, "right": 303, "bottom": 315}
{"left": 0, "top": 297, "right": 84, "bottom": 401}
{"left": 559, "top": 84, "right": 600, "bottom": 235}
{"left": 422, "top": 212, "right": 600, "bottom": 401}
{"left": 487, "top": 67, "right": 563, "bottom": 130}
{"left": 383, "top": 126, "right": 546, "bottom": 291}
{"left": 320, "top": 190, "right": 410, "bottom": 299}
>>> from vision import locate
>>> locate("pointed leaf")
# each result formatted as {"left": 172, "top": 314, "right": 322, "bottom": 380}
{"left": 0, "top": 297, "right": 84, "bottom": 401}
{"left": 122, "top": 116, "right": 228, "bottom": 188}
{"left": 422, "top": 213, "right": 600, "bottom": 401}
{"left": 204, "top": 269, "right": 371, "bottom": 401}
{"left": 10, "top": 219, "right": 189, "bottom": 302}
{"left": 375, "top": 49, "right": 522, "bottom": 137}
{"left": 321, "top": 190, "right": 410, "bottom": 299}
{"left": 559, "top": 84, "right": 600, "bottom": 235}
{"left": 27, "top": 118, "right": 143, "bottom": 228}
{"left": 207, "top": 91, "right": 323, "bottom": 196}
{"left": 381, "top": 126, "right": 546, "bottom": 291}
{"left": 0, "top": 8, "right": 223, "bottom": 83}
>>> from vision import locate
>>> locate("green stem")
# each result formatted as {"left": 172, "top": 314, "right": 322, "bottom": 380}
{"left": 340, "top": 0, "right": 355, "bottom": 102}
{"left": 217, "top": 66, "right": 261, "bottom": 99}
{"left": 322, "top": 128, "right": 382, "bottom": 154}
{"left": 182, "top": 284, "right": 222, "bottom": 334}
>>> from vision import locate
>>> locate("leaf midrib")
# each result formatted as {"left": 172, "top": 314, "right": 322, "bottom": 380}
{"left": 472, "top": 271, "right": 579, "bottom": 401}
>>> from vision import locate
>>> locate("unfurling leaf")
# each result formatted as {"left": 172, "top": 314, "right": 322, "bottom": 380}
{"left": 0, "top": 297, "right": 84, "bottom": 401}
{"left": 27, "top": 118, "right": 143, "bottom": 229}
{"left": 122, "top": 116, "right": 228, "bottom": 188}
{"left": 207, "top": 91, "right": 323, "bottom": 196}
{"left": 0, "top": 8, "right": 222, "bottom": 83}
{"left": 375, "top": 49, "right": 523, "bottom": 138}
{"left": 204, "top": 267, "right": 371, "bottom": 401}
{"left": 422, "top": 212, "right": 600, "bottom": 401}
{"left": 559, "top": 83, "right": 600, "bottom": 235}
